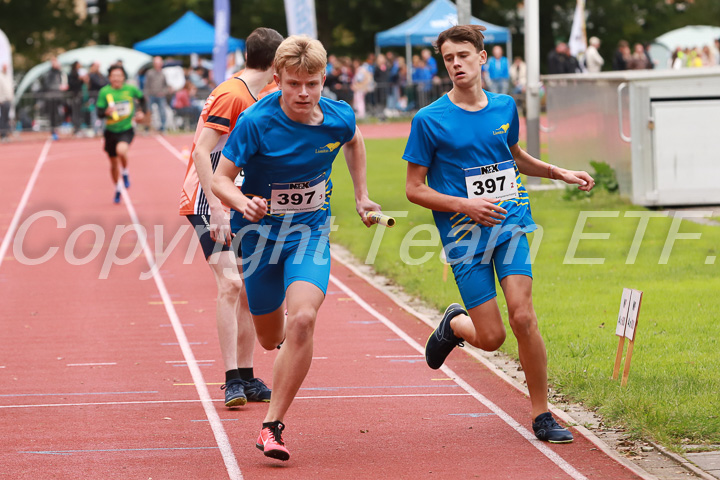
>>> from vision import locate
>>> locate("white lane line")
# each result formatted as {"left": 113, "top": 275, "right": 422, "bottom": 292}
{"left": 332, "top": 254, "right": 658, "bottom": 480}
{"left": 120, "top": 187, "right": 242, "bottom": 480}
{"left": 154, "top": 135, "right": 188, "bottom": 165}
{"left": 153, "top": 134, "right": 583, "bottom": 477}
{"left": 0, "top": 140, "right": 52, "bottom": 271}
{"left": 66, "top": 363, "right": 117, "bottom": 367}
{"left": 329, "top": 273, "right": 588, "bottom": 480}
{"left": 0, "top": 393, "right": 472, "bottom": 409}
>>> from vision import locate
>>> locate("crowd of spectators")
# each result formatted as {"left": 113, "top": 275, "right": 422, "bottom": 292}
{"left": 547, "top": 36, "right": 720, "bottom": 74}
{"left": 323, "top": 49, "right": 445, "bottom": 119}
{"left": 6, "top": 36, "right": 719, "bottom": 138}
{"left": 668, "top": 41, "right": 719, "bottom": 69}
{"left": 323, "top": 45, "right": 527, "bottom": 119}
{"left": 6, "top": 46, "right": 526, "bottom": 135}
{"left": 8, "top": 55, "right": 212, "bottom": 137}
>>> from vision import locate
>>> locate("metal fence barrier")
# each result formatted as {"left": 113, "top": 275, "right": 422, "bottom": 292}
{"left": 12, "top": 79, "right": 503, "bottom": 135}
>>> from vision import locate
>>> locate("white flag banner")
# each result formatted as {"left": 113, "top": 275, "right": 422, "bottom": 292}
{"left": 0, "top": 28, "right": 12, "bottom": 81}
{"left": 568, "top": 0, "right": 587, "bottom": 58}
{"left": 284, "top": 0, "right": 318, "bottom": 39}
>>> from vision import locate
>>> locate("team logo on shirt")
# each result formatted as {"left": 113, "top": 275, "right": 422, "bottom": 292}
{"left": 493, "top": 123, "right": 510, "bottom": 136}
{"left": 315, "top": 142, "right": 341, "bottom": 153}
{"left": 201, "top": 95, "right": 215, "bottom": 116}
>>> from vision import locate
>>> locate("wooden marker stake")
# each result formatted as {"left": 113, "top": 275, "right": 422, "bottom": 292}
{"left": 621, "top": 290, "right": 642, "bottom": 387}
{"left": 621, "top": 340, "right": 635, "bottom": 387}
{"left": 612, "top": 336, "right": 625, "bottom": 380}
{"left": 612, "top": 288, "right": 632, "bottom": 380}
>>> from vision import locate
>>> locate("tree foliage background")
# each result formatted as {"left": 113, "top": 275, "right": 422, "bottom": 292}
{"left": 1, "top": 0, "right": 718, "bottom": 71}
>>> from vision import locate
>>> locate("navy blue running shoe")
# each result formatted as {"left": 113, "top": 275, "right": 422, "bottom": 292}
{"left": 123, "top": 172, "right": 130, "bottom": 188}
{"left": 221, "top": 379, "right": 247, "bottom": 407}
{"left": 113, "top": 190, "right": 121, "bottom": 204}
{"left": 241, "top": 377, "right": 271, "bottom": 402}
{"left": 425, "top": 303, "right": 466, "bottom": 369}
{"left": 532, "top": 412, "right": 574, "bottom": 443}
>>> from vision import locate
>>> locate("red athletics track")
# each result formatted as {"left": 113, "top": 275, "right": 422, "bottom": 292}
{"left": 1, "top": 132, "right": 642, "bottom": 480}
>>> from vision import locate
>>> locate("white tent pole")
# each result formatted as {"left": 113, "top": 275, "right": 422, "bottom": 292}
{"left": 506, "top": 39, "right": 512, "bottom": 64}
{"left": 524, "top": 0, "right": 541, "bottom": 160}
{"left": 406, "top": 37, "right": 412, "bottom": 85}
{"left": 457, "top": 0, "right": 471, "bottom": 25}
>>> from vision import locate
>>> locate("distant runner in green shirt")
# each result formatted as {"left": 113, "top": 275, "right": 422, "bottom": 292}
{"left": 96, "top": 65, "right": 146, "bottom": 203}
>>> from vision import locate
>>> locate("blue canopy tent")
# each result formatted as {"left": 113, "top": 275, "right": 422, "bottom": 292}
{"left": 134, "top": 11, "right": 244, "bottom": 55}
{"left": 375, "top": 0, "right": 512, "bottom": 83}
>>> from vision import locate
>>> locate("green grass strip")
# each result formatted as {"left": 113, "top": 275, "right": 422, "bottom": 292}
{"left": 328, "top": 138, "right": 720, "bottom": 451}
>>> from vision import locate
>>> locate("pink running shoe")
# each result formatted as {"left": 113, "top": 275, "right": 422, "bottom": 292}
{"left": 256, "top": 421, "right": 290, "bottom": 461}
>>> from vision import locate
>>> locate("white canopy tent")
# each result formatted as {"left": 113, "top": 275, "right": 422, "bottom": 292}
{"left": 14, "top": 45, "right": 152, "bottom": 104}
{"left": 654, "top": 25, "right": 720, "bottom": 52}
{"left": 648, "top": 25, "right": 720, "bottom": 70}
{"left": 375, "top": 0, "right": 512, "bottom": 83}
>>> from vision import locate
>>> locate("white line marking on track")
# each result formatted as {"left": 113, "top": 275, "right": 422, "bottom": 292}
{"left": 375, "top": 355, "right": 424, "bottom": 358}
{"left": 191, "top": 419, "right": 239, "bottom": 422}
{"left": 0, "top": 399, "right": 212, "bottom": 409}
{"left": 20, "top": 446, "right": 219, "bottom": 456}
{"left": 297, "top": 393, "right": 470, "bottom": 400}
{"left": 66, "top": 363, "right": 117, "bottom": 367}
{"left": 0, "top": 391, "right": 157, "bottom": 398}
{"left": 333, "top": 254, "right": 658, "bottom": 480}
{"left": 154, "top": 135, "right": 586, "bottom": 479}
{"left": 154, "top": 135, "right": 188, "bottom": 165}
{"left": 119, "top": 187, "right": 242, "bottom": 480}
{"left": 0, "top": 140, "right": 52, "bottom": 272}
{"left": 166, "top": 360, "right": 215, "bottom": 363}
{"left": 329, "top": 273, "right": 589, "bottom": 480}
{"left": 0, "top": 393, "right": 472, "bottom": 409}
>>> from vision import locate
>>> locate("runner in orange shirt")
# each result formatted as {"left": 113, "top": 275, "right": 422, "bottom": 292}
{"left": 179, "top": 27, "right": 284, "bottom": 407}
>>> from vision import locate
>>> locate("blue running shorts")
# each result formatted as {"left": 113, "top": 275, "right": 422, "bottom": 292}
{"left": 450, "top": 232, "right": 533, "bottom": 310}
{"left": 239, "top": 230, "right": 330, "bottom": 315}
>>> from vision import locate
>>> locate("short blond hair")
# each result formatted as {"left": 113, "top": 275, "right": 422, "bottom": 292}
{"left": 274, "top": 35, "right": 327, "bottom": 76}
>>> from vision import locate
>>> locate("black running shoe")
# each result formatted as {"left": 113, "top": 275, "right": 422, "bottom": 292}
{"left": 241, "top": 377, "right": 271, "bottom": 402}
{"left": 532, "top": 412, "right": 574, "bottom": 443}
{"left": 221, "top": 379, "right": 247, "bottom": 407}
{"left": 425, "top": 303, "right": 466, "bottom": 369}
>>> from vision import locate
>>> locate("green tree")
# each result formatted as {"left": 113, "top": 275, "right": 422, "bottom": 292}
{"left": 3, "top": 0, "right": 718, "bottom": 71}
{"left": 0, "top": 0, "right": 89, "bottom": 67}
{"left": 479, "top": 0, "right": 719, "bottom": 72}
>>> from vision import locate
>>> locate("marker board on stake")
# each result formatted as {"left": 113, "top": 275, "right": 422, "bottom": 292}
{"left": 621, "top": 289, "right": 643, "bottom": 386}
{"left": 612, "top": 288, "right": 643, "bottom": 386}
{"left": 612, "top": 288, "right": 632, "bottom": 380}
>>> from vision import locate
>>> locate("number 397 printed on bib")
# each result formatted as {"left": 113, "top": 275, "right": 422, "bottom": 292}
{"left": 270, "top": 175, "right": 325, "bottom": 214}
{"left": 464, "top": 160, "right": 519, "bottom": 201}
